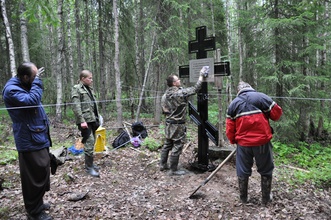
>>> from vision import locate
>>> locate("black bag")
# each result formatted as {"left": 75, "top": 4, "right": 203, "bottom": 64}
{"left": 131, "top": 121, "right": 148, "bottom": 139}
{"left": 112, "top": 131, "right": 130, "bottom": 148}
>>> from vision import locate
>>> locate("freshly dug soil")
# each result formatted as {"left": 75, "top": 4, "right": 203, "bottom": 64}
{"left": 0, "top": 120, "right": 330, "bottom": 219}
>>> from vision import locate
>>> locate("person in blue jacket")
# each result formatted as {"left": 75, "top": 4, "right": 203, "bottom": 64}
{"left": 2, "top": 62, "right": 53, "bottom": 220}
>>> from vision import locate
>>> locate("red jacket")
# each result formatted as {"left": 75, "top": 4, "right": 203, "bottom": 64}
{"left": 226, "top": 88, "right": 282, "bottom": 146}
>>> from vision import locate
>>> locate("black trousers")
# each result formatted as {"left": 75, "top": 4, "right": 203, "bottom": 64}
{"left": 236, "top": 142, "right": 274, "bottom": 178}
{"left": 19, "top": 148, "right": 50, "bottom": 215}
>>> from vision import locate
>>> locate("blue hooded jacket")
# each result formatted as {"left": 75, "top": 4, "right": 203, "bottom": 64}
{"left": 2, "top": 77, "right": 51, "bottom": 152}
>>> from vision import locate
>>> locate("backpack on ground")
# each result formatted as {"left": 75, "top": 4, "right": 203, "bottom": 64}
{"left": 131, "top": 121, "right": 148, "bottom": 139}
{"left": 112, "top": 131, "right": 130, "bottom": 149}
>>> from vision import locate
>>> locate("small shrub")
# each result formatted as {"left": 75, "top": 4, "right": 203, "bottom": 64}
{"left": 142, "top": 137, "right": 161, "bottom": 151}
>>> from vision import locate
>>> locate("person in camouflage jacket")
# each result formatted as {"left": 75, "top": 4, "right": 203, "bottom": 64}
{"left": 160, "top": 66, "right": 209, "bottom": 175}
{"left": 71, "top": 70, "right": 100, "bottom": 177}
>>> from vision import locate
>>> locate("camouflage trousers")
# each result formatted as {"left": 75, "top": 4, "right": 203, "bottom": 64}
{"left": 78, "top": 122, "right": 98, "bottom": 157}
{"left": 162, "top": 123, "right": 186, "bottom": 157}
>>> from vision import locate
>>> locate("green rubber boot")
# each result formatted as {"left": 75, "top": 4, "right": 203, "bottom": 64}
{"left": 169, "top": 155, "right": 186, "bottom": 176}
{"left": 160, "top": 150, "right": 169, "bottom": 171}
{"left": 85, "top": 155, "right": 100, "bottom": 177}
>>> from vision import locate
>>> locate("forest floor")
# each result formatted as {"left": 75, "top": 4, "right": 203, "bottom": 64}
{"left": 0, "top": 119, "right": 331, "bottom": 220}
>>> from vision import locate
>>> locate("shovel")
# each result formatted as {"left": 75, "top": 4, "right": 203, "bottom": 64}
{"left": 189, "top": 148, "right": 237, "bottom": 199}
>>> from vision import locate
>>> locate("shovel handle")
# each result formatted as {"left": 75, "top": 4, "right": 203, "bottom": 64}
{"left": 189, "top": 148, "right": 237, "bottom": 198}
{"left": 205, "top": 148, "right": 237, "bottom": 183}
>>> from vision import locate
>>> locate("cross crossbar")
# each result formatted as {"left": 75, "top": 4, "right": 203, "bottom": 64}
{"left": 188, "top": 102, "right": 218, "bottom": 146}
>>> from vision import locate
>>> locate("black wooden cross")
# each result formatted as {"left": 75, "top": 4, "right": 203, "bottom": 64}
{"left": 179, "top": 26, "right": 231, "bottom": 171}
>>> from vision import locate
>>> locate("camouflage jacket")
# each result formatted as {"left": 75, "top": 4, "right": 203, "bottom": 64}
{"left": 71, "top": 82, "right": 99, "bottom": 125}
{"left": 161, "top": 79, "right": 202, "bottom": 122}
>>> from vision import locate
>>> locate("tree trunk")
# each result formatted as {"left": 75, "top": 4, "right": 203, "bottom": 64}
{"left": 215, "top": 49, "right": 225, "bottom": 148}
{"left": 153, "top": 62, "right": 162, "bottom": 125}
{"left": 273, "top": 0, "right": 283, "bottom": 107}
{"left": 236, "top": 1, "right": 243, "bottom": 81}
{"left": 75, "top": 0, "right": 83, "bottom": 70}
{"left": 316, "top": 1, "right": 328, "bottom": 139}
{"left": 84, "top": 1, "right": 90, "bottom": 68}
{"left": 66, "top": 7, "right": 74, "bottom": 87}
{"left": 298, "top": 107, "right": 309, "bottom": 141}
{"left": 55, "top": 0, "right": 64, "bottom": 122}
{"left": 98, "top": 0, "right": 106, "bottom": 116}
{"left": 1, "top": 0, "right": 16, "bottom": 76}
{"left": 19, "top": 2, "right": 29, "bottom": 62}
{"left": 136, "top": 30, "right": 156, "bottom": 122}
{"left": 225, "top": 0, "right": 233, "bottom": 105}
{"left": 113, "top": 0, "right": 123, "bottom": 128}
{"left": 138, "top": 1, "right": 146, "bottom": 111}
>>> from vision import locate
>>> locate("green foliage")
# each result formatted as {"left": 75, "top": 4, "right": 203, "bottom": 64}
{"left": 158, "top": 124, "right": 165, "bottom": 136}
{"left": 23, "top": 0, "right": 60, "bottom": 25}
{"left": 274, "top": 141, "right": 331, "bottom": 188}
{"left": 142, "top": 137, "right": 161, "bottom": 152}
{"left": 0, "top": 108, "right": 10, "bottom": 119}
{"left": 0, "top": 207, "right": 10, "bottom": 219}
{"left": 208, "top": 103, "right": 219, "bottom": 125}
{"left": 0, "top": 148, "right": 18, "bottom": 165}
{"left": 273, "top": 142, "right": 298, "bottom": 162}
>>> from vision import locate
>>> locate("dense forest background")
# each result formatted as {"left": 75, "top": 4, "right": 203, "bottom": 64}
{"left": 1, "top": 0, "right": 331, "bottom": 145}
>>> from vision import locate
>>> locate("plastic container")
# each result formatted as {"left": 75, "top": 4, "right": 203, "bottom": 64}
{"left": 94, "top": 126, "right": 106, "bottom": 152}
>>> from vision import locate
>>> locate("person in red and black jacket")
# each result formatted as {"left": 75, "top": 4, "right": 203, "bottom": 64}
{"left": 226, "top": 81, "right": 282, "bottom": 206}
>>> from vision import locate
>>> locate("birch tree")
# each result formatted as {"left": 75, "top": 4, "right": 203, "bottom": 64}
{"left": 136, "top": 31, "right": 156, "bottom": 122}
{"left": 236, "top": 1, "right": 244, "bottom": 81}
{"left": 19, "top": 2, "right": 30, "bottom": 62}
{"left": 66, "top": 5, "right": 74, "bottom": 87}
{"left": 225, "top": 0, "right": 233, "bottom": 105}
{"left": 98, "top": 0, "right": 106, "bottom": 116}
{"left": 113, "top": 0, "right": 123, "bottom": 127}
{"left": 1, "top": 0, "right": 16, "bottom": 76}
{"left": 75, "top": 0, "right": 83, "bottom": 70}
{"left": 56, "top": 0, "right": 64, "bottom": 122}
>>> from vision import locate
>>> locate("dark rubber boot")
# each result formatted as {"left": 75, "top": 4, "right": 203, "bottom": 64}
{"left": 92, "top": 164, "right": 99, "bottom": 171}
{"left": 27, "top": 210, "right": 52, "bottom": 220}
{"left": 169, "top": 155, "right": 186, "bottom": 175}
{"left": 238, "top": 176, "right": 249, "bottom": 203}
{"left": 85, "top": 155, "right": 100, "bottom": 177}
{"left": 261, "top": 175, "right": 272, "bottom": 206}
{"left": 160, "top": 150, "right": 169, "bottom": 171}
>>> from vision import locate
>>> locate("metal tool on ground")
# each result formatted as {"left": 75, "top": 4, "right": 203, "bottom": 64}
{"left": 189, "top": 147, "right": 237, "bottom": 199}
{"left": 110, "top": 139, "right": 132, "bottom": 152}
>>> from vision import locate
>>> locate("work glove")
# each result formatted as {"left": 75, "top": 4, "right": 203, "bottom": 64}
{"left": 37, "top": 67, "right": 45, "bottom": 78}
{"left": 200, "top": 66, "right": 209, "bottom": 78}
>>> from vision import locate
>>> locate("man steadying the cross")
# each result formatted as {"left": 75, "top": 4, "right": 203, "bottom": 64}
{"left": 160, "top": 66, "right": 209, "bottom": 175}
